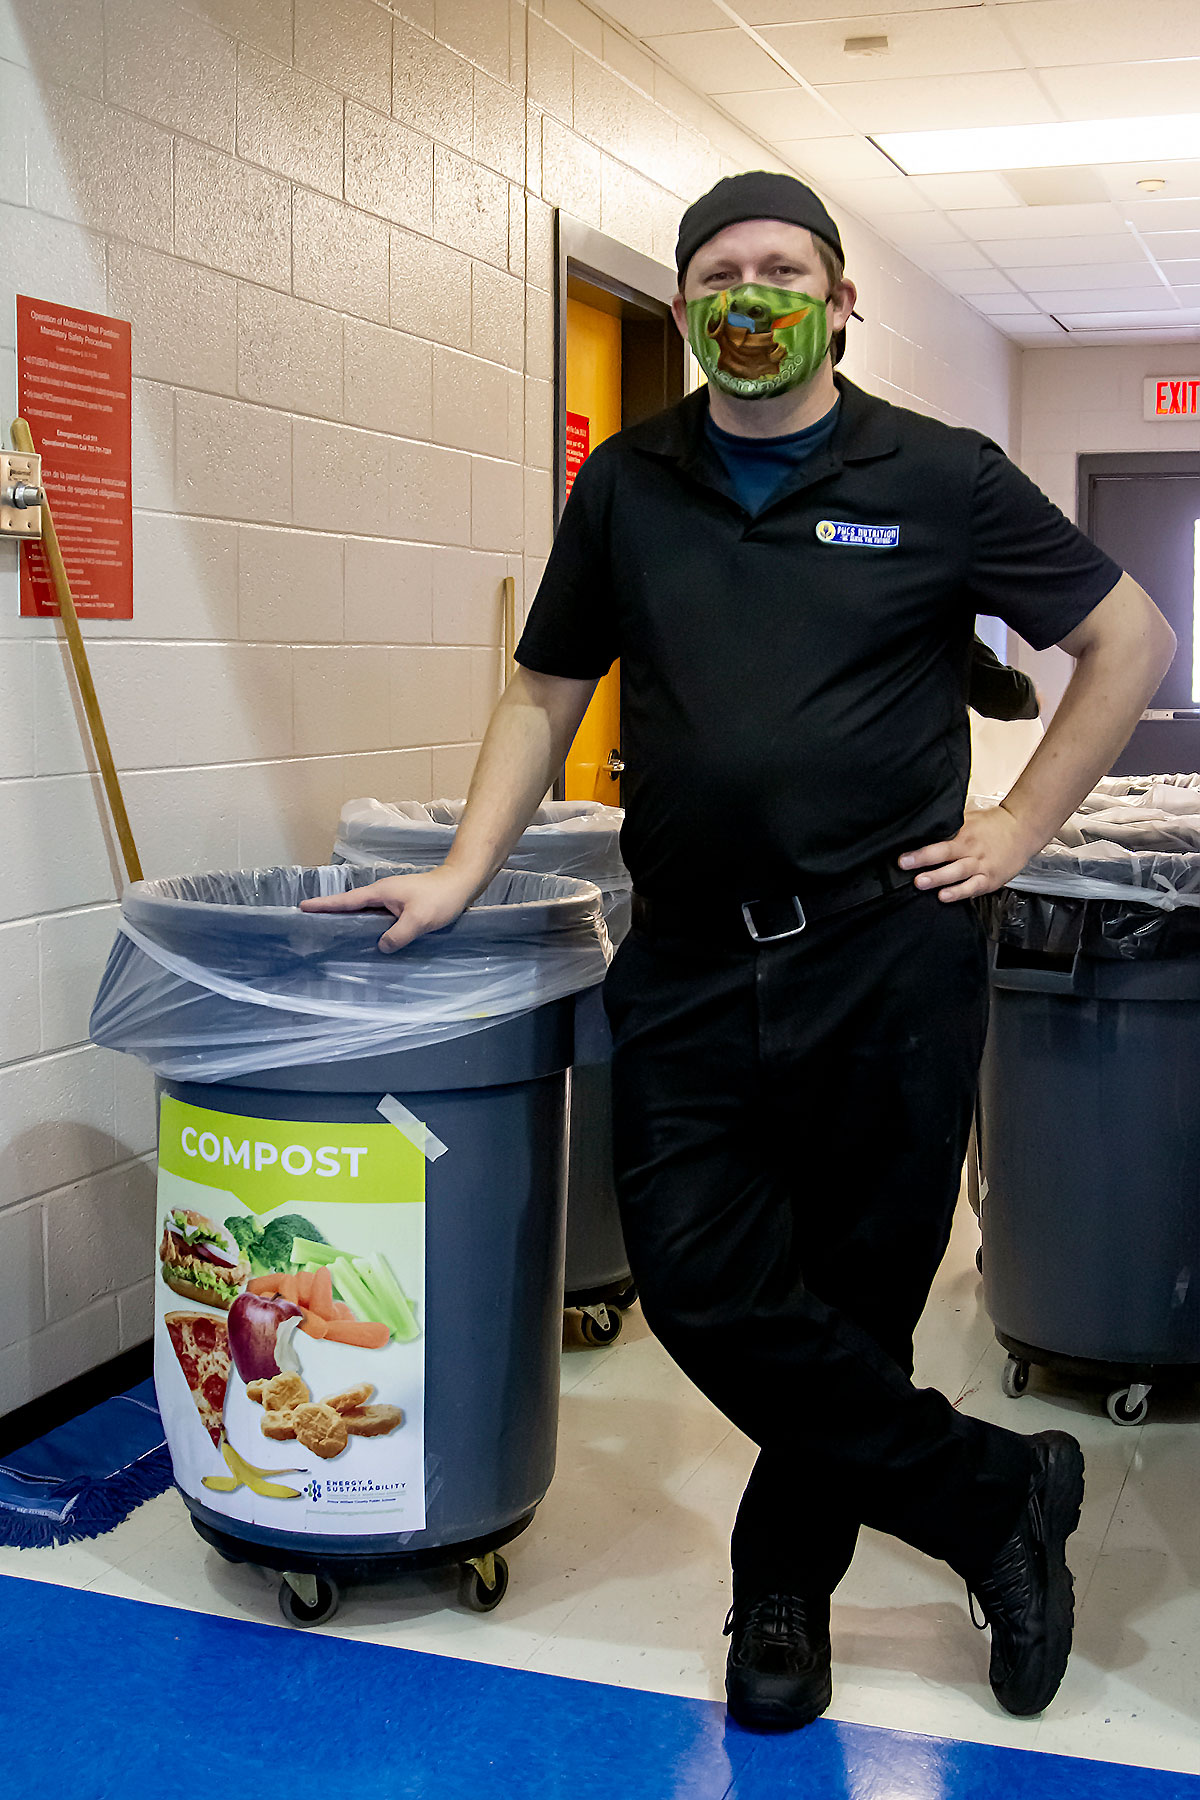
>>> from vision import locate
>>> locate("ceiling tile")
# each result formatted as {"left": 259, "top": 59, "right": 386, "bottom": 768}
{"left": 816, "top": 174, "right": 934, "bottom": 215}
{"left": 599, "top": 0, "right": 726, "bottom": 31}
{"left": 776, "top": 134, "right": 901, "bottom": 182}
{"left": 1172, "top": 286, "right": 1200, "bottom": 304}
{"left": 1039, "top": 60, "right": 1200, "bottom": 121}
{"left": 1030, "top": 287, "right": 1182, "bottom": 312}
{"left": 975, "top": 233, "right": 1146, "bottom": 265}
{"left": 1002, "top": 168, "right": 1111, "bottom": 206}
{"left": 1143, "top": 230, "right": 1200, "bottom": 260}
{"left": 740, "top": 0, "right": 969, "bottom": 20}
{"left": 1009, "top": 261, "right": 1162, "bottom": 292}
{"left": 908, "top": 241, "right": 993, "bottom": 269}
{"left": 1001, "top": 0, "right": 1200, "bottom": 68}
{"left": 948, "top": 202, "right": 1123, "bottom": 239}
{"left": 1122, "top": 197, "right": 1200, "bottom": 231}
{"left": 912, "top": 173, "right": 1023, "bottom": 211}
{"left": 1159, "top": 260, "right": 1200, "bottom": 283}
{"left": 644, "top": 27, "right": 784, "bottom": 90}
{"left": 1056, "top": 307, "right": 1200, "bottom": 328}
{"left": 717, "top": 86, "right": 840, "bottom": 140}
{"left": 879, "top": 211, "right": 970, "bottom": 243}
{"left": 759, "top": 10, "right": 1022, "bottom": 86}
{"left": 972, "top": 292, "right": 1044, "bottom": 315}
{"left": 1097, "top": 162, "right": 1200, "bottom": 204}
{"left": 816, "top": 70, "right": 1058, "bottom": 133}
{"left": 942, "top": 268, "right": 1022, "bottom": 294}
{"left": 1004, "top": 321, "right": 1072, "bottom": 340}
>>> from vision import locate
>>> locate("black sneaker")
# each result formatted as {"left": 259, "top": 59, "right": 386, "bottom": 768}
{"left": 962, "top": 1429, "right": 1085, "bottom": 1717}
{"left": 723, "top": 1592, "right": 833, "bottom": 1731}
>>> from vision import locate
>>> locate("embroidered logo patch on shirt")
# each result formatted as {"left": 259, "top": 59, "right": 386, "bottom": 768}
{"left": 816, "top": 520, "right": 900, "bottom": 548}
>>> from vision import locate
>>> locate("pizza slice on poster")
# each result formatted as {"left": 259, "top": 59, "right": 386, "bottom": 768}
{"left": 164, "top": 1311, "right": 231, "bottom": 1448}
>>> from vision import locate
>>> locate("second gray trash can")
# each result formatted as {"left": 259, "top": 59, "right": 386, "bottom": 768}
{"left": 334, "top": 798, "right": 637, "bottom": 1344}
{"left": 977, "top": 793, "right": 1200, "bottom": 1427}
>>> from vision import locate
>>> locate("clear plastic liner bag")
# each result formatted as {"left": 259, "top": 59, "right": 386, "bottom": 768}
{"left": 1006, "top": 801, "right": 1200, "bottom": 912}
{"left": 89, "top": 864, "right": 611, "bottom": 1082}
{"left": 1081, "top": 772, "right": 1200, "bottom": 814}
{"left": 976, "top": 783, "right": 1200, "bottom": 960}
{"left": 333, "top": 798, "right": 630, "bottom": 935}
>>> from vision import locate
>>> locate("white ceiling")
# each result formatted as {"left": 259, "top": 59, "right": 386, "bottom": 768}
{"left": 595, "top": 0, "right": 1200, "bottom": 346}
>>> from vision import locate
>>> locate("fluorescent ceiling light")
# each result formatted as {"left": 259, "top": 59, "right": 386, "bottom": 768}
{"left": 875, "top": 114, "right": 1200, "bottom": 176}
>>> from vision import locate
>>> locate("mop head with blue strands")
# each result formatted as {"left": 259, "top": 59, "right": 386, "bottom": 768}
{"left": 0, "top": 1380, "right": 172, "bottom": 1548}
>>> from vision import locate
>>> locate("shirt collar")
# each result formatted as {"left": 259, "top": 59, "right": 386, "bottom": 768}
{"left": 630, "top": 375, "right": 900, "bottom": 472}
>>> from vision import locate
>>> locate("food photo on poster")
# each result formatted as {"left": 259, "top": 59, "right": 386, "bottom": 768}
{"left": 153, "top": 1096, "right": 428, "bottom": 1536}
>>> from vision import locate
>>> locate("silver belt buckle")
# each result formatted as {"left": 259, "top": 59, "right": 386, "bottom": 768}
{"left": 742, "top": 896, "right": 807, "bottom": 943}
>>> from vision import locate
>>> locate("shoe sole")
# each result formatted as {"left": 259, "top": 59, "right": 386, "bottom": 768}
{"left": 999, "top": 1429, "right": 1085, "bottom": 1718}
{"left": 726, "top": 1668, "right": 833, "bottom": 1733}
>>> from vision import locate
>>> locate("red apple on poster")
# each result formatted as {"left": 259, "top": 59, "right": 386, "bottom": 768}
{"left": 227, "top": 1292, "right": 304, "bottom": 1382}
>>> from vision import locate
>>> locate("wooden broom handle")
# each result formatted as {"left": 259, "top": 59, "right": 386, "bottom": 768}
{"left": 502, "top": 573, "right": 517, "bottom": 681}
{"left": 10, "top": 417, "right": 144, "bottom": 884}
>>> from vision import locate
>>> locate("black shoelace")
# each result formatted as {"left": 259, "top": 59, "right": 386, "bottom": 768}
{"left": 724, "top": 1592, "right": 816, "bottom": 1646}
{"left": 966, "top": 1486, "right": 1041, "bottom": 1647}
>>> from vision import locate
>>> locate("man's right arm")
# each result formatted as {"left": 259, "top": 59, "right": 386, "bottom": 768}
{"left": 299, "top": 666, "right": 598, "bottom": 951}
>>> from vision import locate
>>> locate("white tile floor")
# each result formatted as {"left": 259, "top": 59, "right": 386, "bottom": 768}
{"left": 4, "top": 1196, "right": 1200, "bottom": 1777}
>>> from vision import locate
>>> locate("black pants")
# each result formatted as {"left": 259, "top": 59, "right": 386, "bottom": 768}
{"left": 603, "top": 882, "right": 1034, "bottom": 1599}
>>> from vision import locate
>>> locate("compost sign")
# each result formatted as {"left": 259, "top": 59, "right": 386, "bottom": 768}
{"left": 154, "top": 1095, "right": 429, "bottom": 1535}
{"left": 16, "top": 295, "right": 133, "bottom": 619}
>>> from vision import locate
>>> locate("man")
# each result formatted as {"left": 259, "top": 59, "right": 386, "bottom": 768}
{"left": 304, "top": 173, "right": 1174, "bottom": 1732}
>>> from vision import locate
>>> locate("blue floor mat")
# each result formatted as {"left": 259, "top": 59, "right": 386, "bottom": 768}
{"left": 0, "top": 1380, "right": 170, "bottom": 1547}
{"left": 2, "top": 1573, "right": 1197, "bottom": 1800}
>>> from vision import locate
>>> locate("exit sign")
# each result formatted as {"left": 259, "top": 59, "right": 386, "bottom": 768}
{"left": 1145, "top": 376, "right": 1200, "bottom": 420}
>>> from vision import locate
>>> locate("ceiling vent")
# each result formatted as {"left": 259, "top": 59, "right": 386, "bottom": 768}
{"left": 1003, "top": 167, "right": 1110, "bottom": 206}
{"left": 844, "top": 34, "right": 889, "bottom": 56}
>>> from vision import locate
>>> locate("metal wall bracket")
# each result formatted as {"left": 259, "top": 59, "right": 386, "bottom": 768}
{"left": 1, "top": 449, "right": 44, "bottom": 537}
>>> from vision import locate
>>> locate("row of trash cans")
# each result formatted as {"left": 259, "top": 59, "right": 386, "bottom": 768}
{"left": 975, "top": 775, "right": 1200, "bottom": 1427}
{"left": 89, "top": 767, "right": 1200, "bottom": 1627}
{"left": 90, "top": 800, "right": 631, "bottom": 1625}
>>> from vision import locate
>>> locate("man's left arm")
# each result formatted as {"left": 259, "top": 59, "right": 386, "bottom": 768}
{"left": 901, "top": 572, "right": 1176, "bottom": 901}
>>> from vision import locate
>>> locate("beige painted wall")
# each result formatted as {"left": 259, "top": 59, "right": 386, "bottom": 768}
{"left": 0, "top": 0, "right": 1020, "bottom": 1414}
{"left": 1013, "top": 342, "right": 1200, "bottom": 709}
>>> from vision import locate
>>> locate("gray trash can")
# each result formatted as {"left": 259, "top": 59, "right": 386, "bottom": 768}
{"left": 334, "top": 799, "right": 636, "bottom": 1345}
{"left": 90, "top": 864, "right": 608, "bottom": 1623}
{"left": 977, "top": 796, "right": 1200, "bottom": 1428}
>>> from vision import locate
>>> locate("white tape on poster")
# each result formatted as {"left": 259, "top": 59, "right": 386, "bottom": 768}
{"left": 378, "top": 1093, "right": 448, "bottom": 1162}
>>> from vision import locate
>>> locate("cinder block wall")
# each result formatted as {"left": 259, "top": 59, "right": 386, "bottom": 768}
{"left": 0, "top": 0, "right": 1020, "bottom": 1414}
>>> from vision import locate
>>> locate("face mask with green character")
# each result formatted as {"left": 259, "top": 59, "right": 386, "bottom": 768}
{"left": 686, "top": 282, "right": 831, "bottom": 401}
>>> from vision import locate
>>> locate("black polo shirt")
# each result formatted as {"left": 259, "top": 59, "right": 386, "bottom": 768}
{"left": 516, "top": 377, "right": 1121, "bottom": 900}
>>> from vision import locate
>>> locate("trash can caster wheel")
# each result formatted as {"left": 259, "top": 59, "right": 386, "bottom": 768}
{"left": 1001, "top": 1356, "right": 1030, "bottom": 1399}
{"left": 1106, "top": 1386, "right": 1151, "bottom": 1428}
{"left": 460, "top": 1552, "right": 509, "bottom": 1613}
{"left": 613, "top": 1281, "right": 639, "bottom": 1311}
{"left": 278, "top": 1572, "right": 341, "bottom": 1627}
{"left": 578, "top": 1305, "right": 623, "bottom": 1347}
{"left": 975, "top": 1245, "right": 984, "bottom": 1275}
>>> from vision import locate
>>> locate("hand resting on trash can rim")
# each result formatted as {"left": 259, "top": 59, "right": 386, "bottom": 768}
{"left": 300, "top": 865, "right": 479, "bottom": 954}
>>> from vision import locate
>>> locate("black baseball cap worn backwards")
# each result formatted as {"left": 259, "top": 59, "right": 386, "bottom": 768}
{"left": 674, "top": 171, "right": 845, "bottom": 285}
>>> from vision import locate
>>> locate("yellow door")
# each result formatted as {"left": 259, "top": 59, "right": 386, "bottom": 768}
{"left": 563, "top": 297, "right": 622, "bottom": 803}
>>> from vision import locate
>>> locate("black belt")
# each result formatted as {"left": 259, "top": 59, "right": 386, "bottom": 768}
{"left": 631, "top": 862, "right": 916, "bottom": 946}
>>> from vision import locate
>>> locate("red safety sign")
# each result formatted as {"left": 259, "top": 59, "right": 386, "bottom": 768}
{"left": 17, "top": 295, "right": 133, "bottom": 619}
{"left": 1145, "top": 376, "right": 1200, "bottom": 421}
{"left": 565, "top": 410, "right": 590, "bottom": 502}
